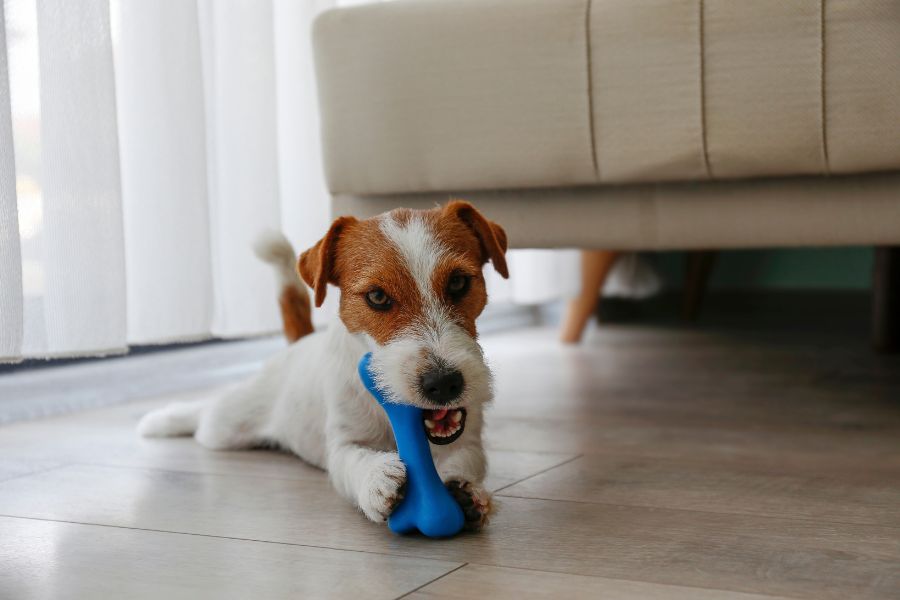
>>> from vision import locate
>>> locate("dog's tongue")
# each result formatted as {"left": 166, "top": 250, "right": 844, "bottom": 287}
{"left": 428, "top": 408, "right": 449, "bottom": 421}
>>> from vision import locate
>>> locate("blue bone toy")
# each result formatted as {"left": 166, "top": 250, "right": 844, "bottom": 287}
{"left": 358, "top": 353, "right": 465, "bottom": 538}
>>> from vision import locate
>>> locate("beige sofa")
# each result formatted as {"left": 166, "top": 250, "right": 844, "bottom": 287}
{"left": 312, "top": 0, "right": 900, "bottom": 347}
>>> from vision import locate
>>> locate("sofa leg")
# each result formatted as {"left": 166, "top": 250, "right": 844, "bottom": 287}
{"left": 560, "top": 250, "right": 620, "bottom": 344}
{"left": 683, "top": 251, "right": 717, "bottom": 321}
{"left": 873, "top": 246, "right": 900, "bottom": 353}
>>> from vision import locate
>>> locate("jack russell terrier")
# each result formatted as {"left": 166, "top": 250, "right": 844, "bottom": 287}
{"left": 138, "top": 200, "right": 508, "bottom": 531}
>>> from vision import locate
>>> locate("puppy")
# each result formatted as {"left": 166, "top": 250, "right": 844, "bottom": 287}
{"left": 138, "top": 200, "right": 508, "bottom": 530}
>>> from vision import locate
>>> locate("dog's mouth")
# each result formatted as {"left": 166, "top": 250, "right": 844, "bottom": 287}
{"left": 423, "top": 407, "right": 466, "bottom": 445}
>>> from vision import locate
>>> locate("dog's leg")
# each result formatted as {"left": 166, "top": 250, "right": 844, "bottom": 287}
{"left": 436, "top": 441, "right": 486, "bottom": 484}
{"left": 193, "top": 379, "right": 272, "bottom": 450}
{"left": 328, "top": 444, "right": 407, "bottom": 523}
{"left": 139, "top": 377, "right": 272, "bottom": 450}
{"left": 436, "top": 441, "right": 493, "bottom": 531}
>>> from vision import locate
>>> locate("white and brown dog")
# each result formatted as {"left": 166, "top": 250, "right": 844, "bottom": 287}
{"left": 138, "top": 200, "right": 508, "bottom": 531}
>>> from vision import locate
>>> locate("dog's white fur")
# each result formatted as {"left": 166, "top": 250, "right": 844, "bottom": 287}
{"left": 138, "top": 213, "right": 492, "bottom": 524}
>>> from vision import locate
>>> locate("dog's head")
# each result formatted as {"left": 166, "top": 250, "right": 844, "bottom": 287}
{"left": 298, "top": 200, "right": 508, "bottom": 444}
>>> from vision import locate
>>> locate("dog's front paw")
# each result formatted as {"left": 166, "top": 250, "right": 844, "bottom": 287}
{"left": 446, "top": 480, "right": 493, "bottom": 532}
{"left": 359, "top": 453, "right": 407, "bottom": 523}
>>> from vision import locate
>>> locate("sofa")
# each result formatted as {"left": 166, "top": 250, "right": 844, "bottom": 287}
{"left": 311, "top": 0, "right": 900, "bottom": 349}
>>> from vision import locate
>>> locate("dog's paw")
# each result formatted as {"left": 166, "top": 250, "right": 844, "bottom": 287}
{"left": 359, "top": 453, "right": 407, "bottom": 523}
{"left": 136, "top": 402, "right": 199, "bottom": 438}
{"left": 137, "top": 407, "right": 183, "bottom": 438}
{"left": 446, "top": 480, "right": 493, "bottom": 532}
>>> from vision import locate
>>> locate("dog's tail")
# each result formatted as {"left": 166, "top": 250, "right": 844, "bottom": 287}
{"left": 254, "top": 230, "right": 314, "bottom": 343}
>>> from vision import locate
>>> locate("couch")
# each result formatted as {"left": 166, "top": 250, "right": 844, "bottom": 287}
{"left": 311, "top": 0, "right": 900, "bottom": 349}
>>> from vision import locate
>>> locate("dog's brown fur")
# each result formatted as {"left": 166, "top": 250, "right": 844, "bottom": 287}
{"left": 279, "top": 285, "right": 314, "bottom": 343}
{"left": 294, "top": 201, "right": 507, "bottom": 344}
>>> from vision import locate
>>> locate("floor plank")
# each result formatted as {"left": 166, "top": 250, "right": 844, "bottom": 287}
{"left": 499, "top": 455, "right": 900, "bottom": 527}
{"left": 0, "top": 516, "right": 460, "bottom": 600}
{"left": 0, "top": 458, "right": 63, "bottom": 483}
{"left": 406, "top": 564, "right": 790, "bottom": 600}
{"left": 482, "top": 450, "right": 578, "bottom": 492}
{"left": 0, "top": 393, "right": 326, "bottom": 481}
{"left": 0, "top": 464, "right": 896, "bottom": 599}
{"left": 484, "top": 413, "right": 900, "bottom": 475}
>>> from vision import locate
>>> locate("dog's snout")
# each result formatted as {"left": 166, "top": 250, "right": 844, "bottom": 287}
{"left": 419, "top": 369, "right": 464, "bottom": 404}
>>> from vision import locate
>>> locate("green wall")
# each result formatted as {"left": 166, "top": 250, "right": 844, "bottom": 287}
{"left": 656, "top": 247, "right": 874, "bottom": 291}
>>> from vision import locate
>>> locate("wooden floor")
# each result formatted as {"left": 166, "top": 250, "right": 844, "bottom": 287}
{"left": 2, "top": 305, "right": 900, "bottom": 599}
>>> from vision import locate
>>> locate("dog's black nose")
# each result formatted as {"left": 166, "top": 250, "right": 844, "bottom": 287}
{"left": 419, "top": 369, "right": 464, "bottom": 404}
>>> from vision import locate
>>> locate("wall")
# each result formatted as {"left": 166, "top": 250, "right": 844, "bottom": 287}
{"left": 656, "top": 247, "right": 874, "bottom": 291}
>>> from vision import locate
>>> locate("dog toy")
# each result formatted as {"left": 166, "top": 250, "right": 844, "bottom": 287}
{"left": 358, "top": 353, "right": 465, "bottom": 538}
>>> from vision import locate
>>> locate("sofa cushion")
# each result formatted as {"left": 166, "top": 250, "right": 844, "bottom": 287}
{"left": 313, "top": 0, "right": 900, "bottom": 195}
{"left": 313, "top": 0, "right": 596, "bottom": 195}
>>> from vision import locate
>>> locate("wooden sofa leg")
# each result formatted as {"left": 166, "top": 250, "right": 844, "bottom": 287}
{"left": 873, "top": 246, "right": 900, "bottom": 353}
{"left": 560, "top": 250, "right": 620, "bottom": 344}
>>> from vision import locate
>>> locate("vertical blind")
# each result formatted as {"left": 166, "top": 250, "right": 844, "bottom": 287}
{"left": 1, "top": 0, "right": 335, "bottom": 362}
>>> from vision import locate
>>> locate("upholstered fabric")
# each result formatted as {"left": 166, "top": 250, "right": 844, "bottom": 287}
{"left": 827, "top": 1, "right": 900, "bottom": 175}
{"left": 314, "top": 0, "right": 900, "bottom": 195}
{"left": 590, "top": 0, "right": 706, "bottom": 182}
{"left": 702, "top": 1, "right": 826, "bottom": 179}
{"left": 313, "top": 0, "right": 596, "bottom": 195}
{"left": 332, "top": 173, "right": 900, "bottom": 250}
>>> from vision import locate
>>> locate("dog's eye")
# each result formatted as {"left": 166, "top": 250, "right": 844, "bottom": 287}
{"left": 446, "top": 274, "right": 470, "bottom": 300}
{"left": 365, "top": 288, "right": 393, "bottom": 311}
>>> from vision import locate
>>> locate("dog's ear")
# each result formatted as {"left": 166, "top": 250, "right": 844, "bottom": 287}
{"left": 297, "top": 216, "right": 358, "bottom": 307}
{"left": 444, "top": 199, "right": 509, "bottom": 278}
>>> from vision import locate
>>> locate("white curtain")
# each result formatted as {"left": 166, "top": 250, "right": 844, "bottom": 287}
{"left": 1, "top": 0, "right": 334, "bottom": 362}
{"left": 486, "top": 249, "right": 580, "bottom": 305}
{"left": 0, "top": 0, "right": 21, "bottom": 359}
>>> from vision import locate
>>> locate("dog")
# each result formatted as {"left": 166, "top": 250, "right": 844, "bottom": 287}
{"left": 137, "top": 200, "right": 508, "bottom": 531}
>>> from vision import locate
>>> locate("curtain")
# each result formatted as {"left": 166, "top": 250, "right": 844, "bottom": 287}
{"left": 0, "top": 0, "right": 22, "bottom": 359}
{"left": 1, "top": 0, "right": 335, "bottom": 362}
{"left": 487, "top": 250, "right": 581, "bottom": 305}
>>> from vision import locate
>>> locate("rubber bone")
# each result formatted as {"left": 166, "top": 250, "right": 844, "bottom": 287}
{"left": 357, "top": 353, "right": 465, "bottom": 538}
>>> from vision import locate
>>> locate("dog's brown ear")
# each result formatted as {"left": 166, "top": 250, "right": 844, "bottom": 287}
{"left": 297, "top": 216, "right": 358, "bottom": 307}
{"left": 444, "top": 199, "right": 509, "bottom": 278}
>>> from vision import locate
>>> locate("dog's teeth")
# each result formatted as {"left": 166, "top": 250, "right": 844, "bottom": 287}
{"left": 424, "top": 419, "right": 435, "bottom": 429}
{"left": 451, "top": 411, "right": 462, "bottom": 423}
